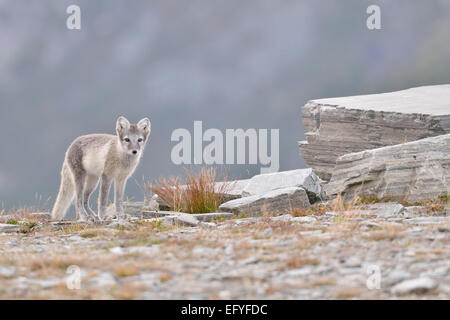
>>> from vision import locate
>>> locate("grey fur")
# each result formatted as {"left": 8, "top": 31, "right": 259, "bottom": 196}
{"left": 51, "top": 116, "right": 151, "bottom": 221}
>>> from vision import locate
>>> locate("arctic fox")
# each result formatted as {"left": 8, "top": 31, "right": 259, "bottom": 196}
{"left": 51, "top": 116, "right": 151, "bottom": 222}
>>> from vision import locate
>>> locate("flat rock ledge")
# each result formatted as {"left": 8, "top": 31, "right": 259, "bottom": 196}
{"left": 219, "top": 187, "right": 310, "bottom": 216}
{"left": 325, "top": 134, "right": 450, "bottom": 203}
{"left": 299, "top": 85, "right": 450, "bottom": 180}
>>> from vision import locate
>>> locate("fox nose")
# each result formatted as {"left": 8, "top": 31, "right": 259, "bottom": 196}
{"left": 132, "top": 150, "right": 137, "bottom": 155}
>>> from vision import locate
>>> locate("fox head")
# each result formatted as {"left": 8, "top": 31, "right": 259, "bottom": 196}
{"left": 116, "top": 116, "right": 151, "bottom": 156}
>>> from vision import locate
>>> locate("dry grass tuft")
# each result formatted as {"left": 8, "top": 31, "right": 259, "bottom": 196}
{"left": 282, "top": 256, "right": 319, "bottom": 270}
{"left": 27, "top": 256, "right": 85, "bottom": 272}
{"left": 113, "top": 283, "right": 147, "bottom": 299}
{"left": 112, "top": 264, "right": 139, "bottom": 277}
{"left": 328, "top": 193, "right": 363, "bottom": 213}
{"left": 148, "top": 167, "right": 234, "bottom": 213}
{"left": 364, "top": 223, "right": 405, "bottom": 241}
{"left": 308, "top": 276, "right": 336, "bottom": 287}
{"left": 159, "top": 272, "right": 171, "bottom": 282}
{"left": 332, "top": 287, "right": 363, "bottom": 299}
{"left": 290, "top": 204, "right": 329, "bottom": 217}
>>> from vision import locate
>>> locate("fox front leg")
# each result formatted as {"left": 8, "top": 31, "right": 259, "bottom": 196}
{"left": 98, "top": 175, "right": 113, "bottom": 221}
{"left": 114, "top": 177, "right": 129, "bottom": 220}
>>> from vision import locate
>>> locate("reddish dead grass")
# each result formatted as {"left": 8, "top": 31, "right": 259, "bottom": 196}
{"left": 112, "top": 264, "right": 140, "bottom": 277}
{"left": 282, "top": 256, "right": 319, "bottom": 270}
{"left": 148, "top": 168, "right": 235, "bottom": 213}
{"left": 363, "top": 223, "right": 405, "bottom": 241}
{"left": 290, "top": 193, "right": 365, "bottom": 217}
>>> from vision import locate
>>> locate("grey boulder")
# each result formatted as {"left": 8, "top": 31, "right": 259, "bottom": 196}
{"left": 241, "top": 168, "right": 326, "bottom": 203}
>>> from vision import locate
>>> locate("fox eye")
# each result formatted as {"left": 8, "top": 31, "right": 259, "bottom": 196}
{"left": 124, "top": 138, "right": 130, "bottom": 142}
{"left": 138, "top": 138, "right": 143, "bottom": 143}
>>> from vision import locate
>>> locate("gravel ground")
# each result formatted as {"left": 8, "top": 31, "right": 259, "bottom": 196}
{"left": 0, "top": 203, "right": 448, "bottom": 299}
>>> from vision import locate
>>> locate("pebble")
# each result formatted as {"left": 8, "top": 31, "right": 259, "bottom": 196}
{"left": 291, "top": 216, "right": 316, "bottom": 224}
{"left": 261, "top": 227, "right": 273, "bottom": 236}
{"left": 392, "top": 277, "right": 438, "bottom": 295}
{"left": 87, "top": 272, "right": 117, "bottom": 287}
{"left": 0, "top": 266, "right": 16, "bottom": 277}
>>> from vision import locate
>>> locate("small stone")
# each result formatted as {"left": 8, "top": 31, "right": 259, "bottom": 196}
{"left": 0, "top": 266, "right": 16, "bottom": 277}
{"left": 291, "top": 216, "right": 316, "bottom": 224}
{"left": 261, "top": 227, "right": 272, "bottom": 236}
{"left": 173, "top": 214, "right": 199, "bottom": 227}
{"left": 404, "top": 249, "right": 416, "bottom": 257}
{"left": 386, "top": 270, "right": 412, "bottom": 286}
{"left": 109, "top": 247, "right": 124, "bottom": 255}
{"left": 285, "top": 267, "right": 313, "bottom": 277}
{"left": 87, "top": 272, "right": 117, "bottom": 287}
{"left": 106, "top": 219, "right": 135, "bottom": 229}
{"left": 361, "top": 221, "right": 381, "bottom": 229}
{"left": 146, "top": 198, "right": 159, "bottom": 211}
{"left": 344, "top": 257, "right": 361, "bottom": 268}
{"left": 0, "top": 223, "right": 20, "bottom": 233}
{"left": 392, "top": 277, "right": 438, "bottom": 295}
{"left": 127, "top": 246, "right": 160, "bottom": 256}
{"left": 192, "top": 246, "right": 215, "bottom": 258}
{"left": 219, "top": 290, "right": 232, "bottom": 299}
{"left": 325, "top": 211, "right": 341, "bottom": 216}
{"left": 271, "top": 214, "right": 293, "bottom": 222}
{"left": 199, "top": 222, "right": 216, "bottom": 228}
{"left": 242, "top": 257, "right": 259, "bottom": 265}
{"left": 224, "top": 245, "right": 234, "bottom": 256}
{"left": 67, "top": 235, "right": 84, "bottom": 241}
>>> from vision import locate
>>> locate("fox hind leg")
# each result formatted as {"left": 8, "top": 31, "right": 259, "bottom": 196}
{"left": 72, "top": 170, "right": 90, "bottom": 222}
{"left": 83, "top": 175, "right": 100, "bottom": 222}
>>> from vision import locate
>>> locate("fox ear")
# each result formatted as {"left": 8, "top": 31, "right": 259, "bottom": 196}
{"left": 116, "top": 116, "right": 130, "bottom": 134}
{"left": 137, "top": 118, "right": 151, "bottom": 132}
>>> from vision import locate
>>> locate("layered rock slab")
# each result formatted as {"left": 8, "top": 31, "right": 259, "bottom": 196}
{"left": 299, "top": 85, "right": 450, "bottom": 180}
{"left": 325, "top": 134, "right": 450, "bottom": 203}
{"left": 219, "top": 187, "right": 310, "bottom": 216}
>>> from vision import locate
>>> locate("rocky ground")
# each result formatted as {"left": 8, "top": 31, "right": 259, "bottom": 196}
{"left": 0, "top": 201, "right": 448, "bottom": 300}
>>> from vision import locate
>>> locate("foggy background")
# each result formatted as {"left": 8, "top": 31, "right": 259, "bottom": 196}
{"left": 1, "top": 0, "right": 450, "bottom": 211}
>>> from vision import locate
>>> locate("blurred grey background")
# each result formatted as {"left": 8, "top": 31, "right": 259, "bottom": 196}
{"left": 1, "top": 0, "right": 450, "bottom": 210}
